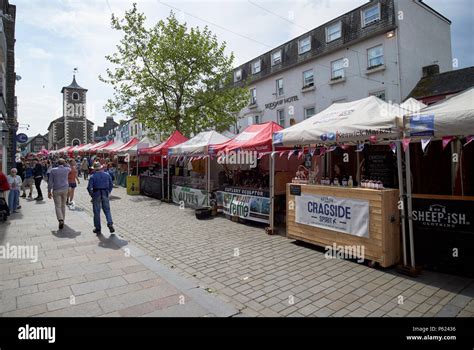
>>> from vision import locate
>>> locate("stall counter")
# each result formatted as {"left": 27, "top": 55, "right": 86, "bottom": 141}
{"left": 286, "top": 184, "right": 400, "bottom": 267}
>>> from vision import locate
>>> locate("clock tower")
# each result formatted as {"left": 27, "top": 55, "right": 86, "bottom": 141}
{"left": 60, "top": 75, "right": 93, "bottom": 146}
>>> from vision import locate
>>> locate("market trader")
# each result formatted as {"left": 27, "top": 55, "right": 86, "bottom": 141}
{"left": 87, "top": 162, "right": 115, "bottom": 236}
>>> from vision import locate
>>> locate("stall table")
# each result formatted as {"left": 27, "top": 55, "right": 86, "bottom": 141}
{"left": 286, "top": 184, "right": 400, "bottom": 267}
{"left": 140, "top": 175, "right": 168, "bottom": 200}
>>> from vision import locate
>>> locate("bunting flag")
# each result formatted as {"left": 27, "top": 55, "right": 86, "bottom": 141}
{"left": 442, "top": 136, "right": 455, "bottom": 150}
{"left": 279, "top": 151, "right": 287, "bottom": 158}
{"left": 421, "top": 138, "right": 431, "bottom": 153}
{"left": 464, "top": 135, "right": 474, "bottom": 147}
{"left": 402, "top": 138, "right": 411, "bottom": 152}
{"left": 287, "top": 151, "right": 294, "bottom": 160}
{"left": 340, "top": 144, "right": 350, "bottom": 150}
{"left": 298, "top": 151, "right": 304, "bottom": 159}
{"left": 326, "top": 146, "right": 337, "bottom": 153}
{"left": 310, "top": 148, "right": 316, "bottom": 157}
{"left": 369, "top": 135, "right": 377, "bottom": 144}
{"left": 355, "top": 143, "right": 365, "bottom": 152}
{"left": 389, "top": 143, "right": 397, "bottom": 154}
{"left": 258, "top": 152, "right": 266, "bottom": 160}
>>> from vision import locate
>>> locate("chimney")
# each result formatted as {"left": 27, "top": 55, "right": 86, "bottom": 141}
{"left": 422, "top": 64, "right": 440, "bottom": 78}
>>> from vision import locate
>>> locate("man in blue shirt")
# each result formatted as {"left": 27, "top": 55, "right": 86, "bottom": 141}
{"left": 87, "top": 162, "right": 115, "bottom": 236}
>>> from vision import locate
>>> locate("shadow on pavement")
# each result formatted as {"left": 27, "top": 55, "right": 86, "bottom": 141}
{"left": 52, "top": 225, "right": 81, "bottom": 239}
{"left": 98, "top": 234, "right": 128, "bottom": 250}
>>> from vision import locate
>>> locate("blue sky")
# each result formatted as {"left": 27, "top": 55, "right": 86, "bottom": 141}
{"left": 14, "top": 0, "right": 474, "bottom": 136}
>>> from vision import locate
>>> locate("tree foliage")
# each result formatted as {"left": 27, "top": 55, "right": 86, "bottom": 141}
{"left": 100, "top": 4, "right": 249, "bottom": 137}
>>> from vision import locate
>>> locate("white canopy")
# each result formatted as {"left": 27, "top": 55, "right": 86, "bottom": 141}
{"left": 120, "top": 136, "right": 158, "bottom": 156}
{"left": 168, "top": 130, "right": 230, "bottom": 156}
{"left": 273, "top": 96, "right": 405, "bottom": 146}
{"left": 400, "top": 98, "right": 427, "bottom": 113}
{"left": 404, "top": 87, "right": 474, "bottom": 138}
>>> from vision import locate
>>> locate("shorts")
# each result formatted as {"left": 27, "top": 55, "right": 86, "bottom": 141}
{"left": 69, "top": 183, "right": 77, "bottom": 189}
{"left": 24, "top": 178, "right": 34, "bottom": 186}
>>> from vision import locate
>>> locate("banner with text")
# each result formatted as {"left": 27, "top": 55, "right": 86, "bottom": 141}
{"left": 295, "top": 194, "right": 369, "bottom": 237}
{"left": 172, "top": 185, "right": 208, "bottom": 208}
{"left": 216, "top": 191, "right": 270, "bottom": 224}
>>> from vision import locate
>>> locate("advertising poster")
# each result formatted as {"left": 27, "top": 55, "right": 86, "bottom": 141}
{"left": 172, "top": 185, "right": 208, "bottom": 208}
{"left": 216, "top": 189, "right": 270, "bottom": 224}
{"left": 126, "top": 176, "right": 140, "bottom": 195}
{"left": 295, "top": 194, "right": 369, "bottom": 237}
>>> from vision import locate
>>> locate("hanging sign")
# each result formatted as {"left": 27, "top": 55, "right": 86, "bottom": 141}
{"left": 409, "top": 114, "right": 434, "bottom": 136}
{"left": 295, "top": 194, "right": 370, "bottom": 237}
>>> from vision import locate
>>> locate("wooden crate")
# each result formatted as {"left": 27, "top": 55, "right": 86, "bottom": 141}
{"left": 286, "top": 184, "right": 400, "bottom": 267}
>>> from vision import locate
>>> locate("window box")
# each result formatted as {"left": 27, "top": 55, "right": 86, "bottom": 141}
{"left": 365, "top": 64, "right": 385, "bottom": 75}
{"left": 329, "top": 76, "right": 346, "bottom": 85}
{"left": 301, "top": 84, "right": 315, "bottom": 93}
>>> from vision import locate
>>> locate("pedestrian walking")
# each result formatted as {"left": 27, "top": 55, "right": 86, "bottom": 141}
{"left": 21, "top": 162, "right": 34, "bottom": 198}
{"left": 87, "top": 162, "right": 115, "bottom": 236}
{"left": 47, "top": 158, "right": 71, "bottom": 230}
{"left": 32, "top": 158, "right": 44, "bottom": 201}
{"left": 81, "top": 158, "right": 89, "bottom": 180}
{"left": 67, "top": 159, "right": 80, "bottom": 208}
{"left": 7, "top": 168, "right": 22, "bottom": 213}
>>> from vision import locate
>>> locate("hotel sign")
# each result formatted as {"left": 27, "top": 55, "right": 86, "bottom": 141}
{"left": 265, "top": 95, "right": 299, "bottom": 110}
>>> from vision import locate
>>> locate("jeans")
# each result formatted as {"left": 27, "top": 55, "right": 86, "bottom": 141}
{"left": 35, "top": 177, "right": 43, "bottom": 198}
{"left": 92, "top": 193, "right": 113, "bottom": 231}
{"left": 8, "top": 190, "right": 19, "bottom": 212}
{"left": 52, "top": 189, "right": 68, "bottom": 222}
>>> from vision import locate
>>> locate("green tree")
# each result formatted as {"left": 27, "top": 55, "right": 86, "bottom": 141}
{"left": 100, "top": 4, "right": 248, "bottom": 137}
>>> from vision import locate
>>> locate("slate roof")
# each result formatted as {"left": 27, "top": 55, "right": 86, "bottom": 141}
{"left": 408, "top": 66, "right": 474, "bottom": 99}
{"left": 61, "top": 75, "right": 88, "bottom": 93}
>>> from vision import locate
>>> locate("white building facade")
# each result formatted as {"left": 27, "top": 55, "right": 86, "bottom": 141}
{"left": 233, "top": 0, "right": 452, "bottom": 131}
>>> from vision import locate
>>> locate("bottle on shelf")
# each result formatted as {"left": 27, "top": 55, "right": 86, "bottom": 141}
{"left": 348, "top": 176, "right": 354, "bottom": 188}
{"left": 342, "top": 176, "right": 348, "bottom": 187}
{"left": 333, "top": 176, "right": 339, "bottom": 186}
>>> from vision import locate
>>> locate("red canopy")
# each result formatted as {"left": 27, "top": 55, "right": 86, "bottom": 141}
{"left": 139, "top": 131, "right": 188, "bottom": 156}
{"left": 212, "top": 122, "right": 283, "bottom": 153}
{"left": 111, "top": 137, "right": 139, "bottom": 154}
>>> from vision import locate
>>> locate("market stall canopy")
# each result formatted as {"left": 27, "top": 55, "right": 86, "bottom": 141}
{"left": 86, "top": 141, "right": 107, "bottom": 153}
{"left": 79, "top": 143, "right": 99, "bottom": 153}
{"left": 400, "top": 98, "right": 427, "bottom": 113}
{"left": 212, "top": 121, "right": 283, "bottom": 153}
{"left": 404, "top": 87, "right": 474, "bottom": 138}
{"left": 121, "top": 136, "right": 158, "bottom": 156}
{"left": 140, "top": 130, "right": 188, "bottom": 156}
{"left": 273, "top": 96, "right": 405, "bottom": 146}
{"left": 168, "top": 130, "right": 230, "bottom": 156}
{"left": 75, "top": 143, "right": 94, "bottom": 153}
{"left": 96, "top": 141, "right": 124, "bottom": 154}
{"left": 68, "top": 144, "right": 84, "bottom": 154}
{"left": 111, "top": 137, "right": 139, "bottom": 154}
{"left": 89, "top": 140, "right": 114, "bottom": 154}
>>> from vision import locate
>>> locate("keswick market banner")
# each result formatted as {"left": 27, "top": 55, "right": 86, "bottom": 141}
{"left": 216, "top": 188, "right": 270, "bottom": 224}
{"left": 172, "top": 185, "right": 208, "bottom": 208}
{"left": 295, "top": 194, "right": 370, "bottom": 237}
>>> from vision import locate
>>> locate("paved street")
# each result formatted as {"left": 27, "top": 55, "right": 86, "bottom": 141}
{"left": 1, "top": 180, "right": 474, "bottom": 317}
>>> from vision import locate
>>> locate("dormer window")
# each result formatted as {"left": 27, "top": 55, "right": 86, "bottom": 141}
{"left": 234, "top": 69, "right": 242, "bottom": 82}
{"left": 72, "top": 92, "right": 79, "bottom": 100}
{"left": 252, "top": 59, "right": 261, "bottom": 74}
{"left": 298, "top": 36, "right": 311, "bottom": 55}
{"left": 362, "top": 4, "right": 381, "bottom": 27}
{"left": 326, "top": 21, "right": 342, "bottom": 42}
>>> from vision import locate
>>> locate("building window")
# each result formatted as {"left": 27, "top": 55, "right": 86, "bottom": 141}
{"left": 370, "top": 90, "right": 386, "bottom": 101}
{"left": 362, "top": 4, "right": 380, "bottom": 27}
{"left": 252, "top": 59, "right": 261, "bottom": 74}
{"left": 331, "top": 58, "right": 345, "bottom": 79}
{"left": 250, "top": 88, "right": 257, "bottom": 105}
{"left": 298, "top": 36, "right": 311, "bottom": 54}
{"left": 255, "top": 115, "right": 260, "bottom": 124}
{"left": 302, "top": 69, "right": 314, "bottom": 88}
{"left": 326, "top": 22, "right": 342, "bottom": 42}
{"left": 276, "top": 78, "right": 284, "bottom": 96}
{"left": 272, "top": 50, "right": 282, "bottom": 66}
{"left": 234, "top": 69, "right": 242, "bottom": 82}
{"left": 367, "top": 45, "right": 384, "bottom": 68}
{"left": 304, "top": 106, "right": 315, "bottom": 119}
{"left": 277, "top": 109, "right": 285, "bottom": 127}
{"left": 72, "top": 92, "right": 79, "bottom": 100}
